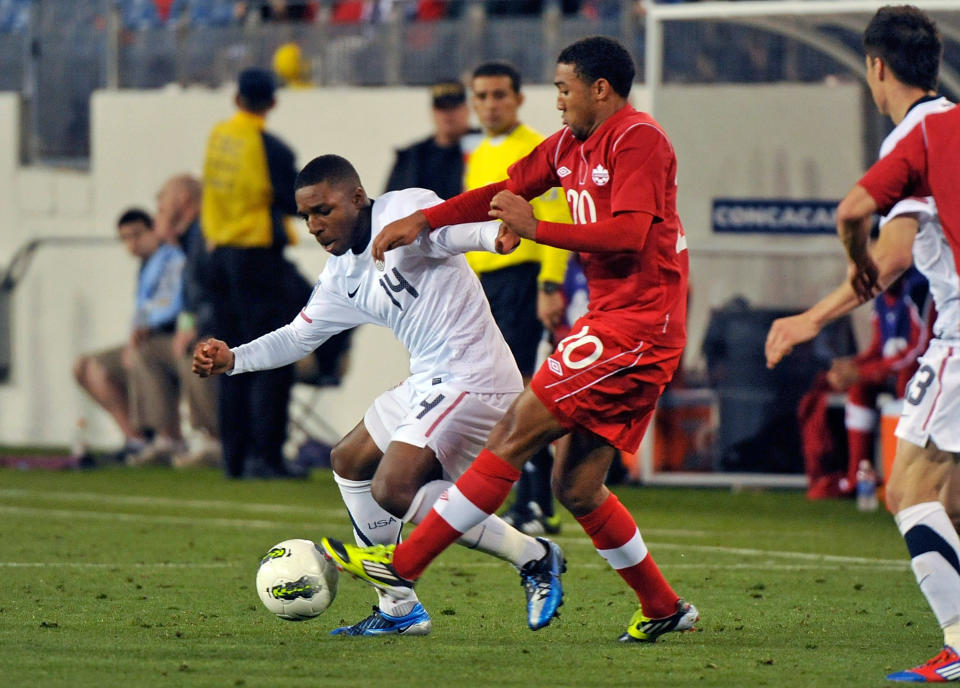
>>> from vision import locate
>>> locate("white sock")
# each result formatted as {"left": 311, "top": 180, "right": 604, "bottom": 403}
{"left": 404, "top": 480, "right": 546, "bottom": 567}
{"left": 896, "top": 501, "right": 960, "bottom": 645}
{"left": 333, "top": 472, "right": 418, "bottom": 617}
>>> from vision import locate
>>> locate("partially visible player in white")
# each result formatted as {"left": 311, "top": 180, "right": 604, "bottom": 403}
{"left": 766, "top": 7, "right": 960, "bottom": 682}
{"left": 193, "top": 154, "right": 565, "bottom": 636}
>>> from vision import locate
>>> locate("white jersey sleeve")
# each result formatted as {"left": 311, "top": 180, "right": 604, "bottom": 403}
{"left": 230, "top": 279, "right": 372, "bottom": 375}
{"left": 419, "top": 220, "right": 502, "bottom": 257}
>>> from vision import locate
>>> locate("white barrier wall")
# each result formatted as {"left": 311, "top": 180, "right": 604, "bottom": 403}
{"left": 0, "top": 82, "right": 864, "bottom": 448}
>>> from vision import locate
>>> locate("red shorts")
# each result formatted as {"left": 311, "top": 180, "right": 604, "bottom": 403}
{"left": 530, "top": 317, "right": 682, "bottom": 453}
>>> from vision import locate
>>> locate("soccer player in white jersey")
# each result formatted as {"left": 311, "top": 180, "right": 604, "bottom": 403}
{"left": 193, "top": 154, "right": 565, "bottom": 635}
{"left": 766, "top": 7, "right": 960, "bottom": 682}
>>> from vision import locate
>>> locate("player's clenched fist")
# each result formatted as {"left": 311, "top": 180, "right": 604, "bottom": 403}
{"left": 372, "top": 210, "right": 430, "bottom": 262}
{"left": 192, "top": 338, "right": 235, "bottom": 377}
{"left": 495, "top": 223, "right": 520, "bottom": 255}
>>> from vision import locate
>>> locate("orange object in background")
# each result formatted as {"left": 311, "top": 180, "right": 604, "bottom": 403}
{"left": 879, "top": 399, "right": 903, "bottom": 500}
{"left": 620, "top": 389, "right": 718, "bottom": 481}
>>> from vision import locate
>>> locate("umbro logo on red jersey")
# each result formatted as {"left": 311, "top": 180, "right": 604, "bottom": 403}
{"left": 592, "top": 164, "right": 610, "bottom": 186}
{"left": 557, "top": 166, "right": 572, "bottom": 178}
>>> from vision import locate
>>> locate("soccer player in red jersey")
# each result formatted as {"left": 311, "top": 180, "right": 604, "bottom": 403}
{"left": 321, "top": 35, "right": 698, "bottom": 642}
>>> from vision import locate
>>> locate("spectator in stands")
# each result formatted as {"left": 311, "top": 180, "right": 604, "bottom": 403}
{"left": 384, "top": 80, "right": 479, "bottom": 200}
{"left": 73, "top": 208, "right": 185, "bottom": 463}
{"left": 464, "top": 60, "right": 571, "bottom": 535}
{"left": 201, "top": 67, "right": 304, "bottom": 479}
{"left": 152, "top": 173, "right": 223, "bottom": 469}
{"left": 798, "top": 269, "right": 932, "bottom": 499}
{"left": 236, "top": 0, "right": 315, "bottom": 22}
{"left": 273, "top": 42, "right": 313, "bottom": 89}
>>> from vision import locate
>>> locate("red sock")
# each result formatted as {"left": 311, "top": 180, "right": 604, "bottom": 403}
{"left": 393, "top": 449, "right": 521, "bottom": 580}
{"left": 576, "top": 493, "right": 679, "bottom": 619}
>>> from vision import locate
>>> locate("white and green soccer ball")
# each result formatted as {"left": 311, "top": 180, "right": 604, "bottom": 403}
{"left": 256, "top": 539, "right": 339, "bottom": 621}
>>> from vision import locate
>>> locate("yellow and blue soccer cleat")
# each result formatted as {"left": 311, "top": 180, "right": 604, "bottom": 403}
{"left": 319, "top": 537, "right": 415, "bottom": 600}
{"left": 618, "top": 598, "right": 699, "bottom": 643}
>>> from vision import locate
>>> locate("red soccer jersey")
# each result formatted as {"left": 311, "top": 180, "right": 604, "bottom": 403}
{"left": 859, "top": 105, "right": 960, "bottom": 271}
{"left": 504, "top": 105, "right": 689, "bottom": 348}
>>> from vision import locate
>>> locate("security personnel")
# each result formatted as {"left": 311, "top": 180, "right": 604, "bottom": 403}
{"left": 201, "top": 68, "right": 305, "bottom": 479}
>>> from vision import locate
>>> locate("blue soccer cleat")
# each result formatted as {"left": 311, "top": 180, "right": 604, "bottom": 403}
{"left": 330, "top": 603, "right": 432, "bottom": 637}
{"left": 887, "top": 646, "right": 960, "bottom": 682}
{"left": 519, "top": 537, "right": 565, "bottom": 630}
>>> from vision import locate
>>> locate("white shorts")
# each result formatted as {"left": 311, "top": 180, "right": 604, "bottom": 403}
{"left": 896, "top": 340, "right": 960, "bottom": 452}
{"left": 363, "top": 379, "right": 517, "bottom": 480}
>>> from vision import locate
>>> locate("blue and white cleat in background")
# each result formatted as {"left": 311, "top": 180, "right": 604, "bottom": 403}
{"left": 330, "top": 603, "right": 432, "bottom": 637}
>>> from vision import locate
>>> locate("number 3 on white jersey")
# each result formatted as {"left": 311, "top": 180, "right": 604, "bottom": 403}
{"left": 567, "top": 188, "right": 688, "bottom": 254}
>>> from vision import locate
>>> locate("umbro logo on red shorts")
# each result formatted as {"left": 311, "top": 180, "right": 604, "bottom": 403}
{"left": 548, "top": 358, "right": 563, "bottom": 376}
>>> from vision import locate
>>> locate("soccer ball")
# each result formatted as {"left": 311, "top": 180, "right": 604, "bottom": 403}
{"left": 256, "top": 538, "right": 338, "bottom": 621}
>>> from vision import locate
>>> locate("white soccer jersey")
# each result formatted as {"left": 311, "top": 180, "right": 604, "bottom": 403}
{"left": 879, "top": 97, "right": 960, "bottom": 341}
{"left": 230, "top": 188, "right": 523, "bottom": 396}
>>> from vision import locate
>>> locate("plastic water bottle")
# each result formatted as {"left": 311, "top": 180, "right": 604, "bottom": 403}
{"left": 856, "top": 459, "right": 878, "bottom": 512}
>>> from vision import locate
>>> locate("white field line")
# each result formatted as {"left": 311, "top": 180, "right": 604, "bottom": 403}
{"left": 0, "top": 488, "right": 342, "bottom": 518}
{"left": 0, "top": 502, "right": 909, "bottom": 571}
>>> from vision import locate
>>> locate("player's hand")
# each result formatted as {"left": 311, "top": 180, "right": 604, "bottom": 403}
{"left": 489, "top": 190, "right": 538, "bottom": 239}
{"left": 192, "top": 338, "right": 234, "bottom": 377}
{"left": 537, "top": 289, "right": 565, "bottom": 332}
{"left": 848, "top": 255, "right": 880, "bottom": 304}
{"left": 826, "top": 357, "right": 859, "bottom": 391}
{"left": 495, "top": 224, "right": 520, "bottom": 255}
{"left": 372, "top": 211, "right": 430, "bottom": 262}
{"left": 765, "top": 313, "right": 819, "bottom": 369}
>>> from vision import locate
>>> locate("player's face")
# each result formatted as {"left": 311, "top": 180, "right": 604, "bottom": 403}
{"left": 296, "top": 181, "right": 365, "bottom": 256}
{"left": 554, "top": 62, "right": 597, "bottom": 140}
{"left": 471, "top": 75, "right": 522, "bottom": 136}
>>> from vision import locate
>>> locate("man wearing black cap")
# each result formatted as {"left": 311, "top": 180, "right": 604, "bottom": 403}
{"left": 201, "top": 67, "right": 306, "bottom": 478}
{"left": 384, "top": 80, "right": 480, "bottom": 200}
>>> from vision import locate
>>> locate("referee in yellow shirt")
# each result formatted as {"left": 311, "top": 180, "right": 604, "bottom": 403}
{"left": 465, "top": 61, "right": 572, "bottom": 535}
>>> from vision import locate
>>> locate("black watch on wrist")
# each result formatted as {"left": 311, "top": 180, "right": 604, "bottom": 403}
{"left": 540, "top": 281, "right": 562, "bottom": 295}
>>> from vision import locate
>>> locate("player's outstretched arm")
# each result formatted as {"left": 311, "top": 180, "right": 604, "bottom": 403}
{"left": 192, "top": 338, "right": 234, "bottom": 378}
{"left": 372, "top": 211, "right": 430, "bottom": 262}
{"left": 765, "top": 214, "right": 916, "bottom": 369}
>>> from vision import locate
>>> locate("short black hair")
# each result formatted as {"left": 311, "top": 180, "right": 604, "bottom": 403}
{"left": 295, "top": 154, "right": 362, "bottom": 191}
{"left": 117, "top": 207, "right": 153, "bottom": 230}
{"left": 557, "top": 35, "right": 635, "bottom": 98}
{"left": 863, "top": 5, "right": 941, "bottom": 91}
{"left": 237, "top": 68, "right": 276, "bottom": 112}
{"left": 472, "top": 61, "right": 522, "bottom": 94}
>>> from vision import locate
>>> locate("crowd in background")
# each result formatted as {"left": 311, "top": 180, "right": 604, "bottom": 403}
{"left": 0, "top": 0, "right": 636, "bottom": 33}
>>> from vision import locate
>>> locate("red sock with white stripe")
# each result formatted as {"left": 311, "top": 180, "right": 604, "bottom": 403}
{"left": 392, "top": 449, "right": 521, "bottom": 581}
{"left": 576, "top": 492, "right": 679, "bottom": 619}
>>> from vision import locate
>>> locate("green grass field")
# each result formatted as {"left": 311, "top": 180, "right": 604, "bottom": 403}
{"left": 0, "top": 466, "right": 938, "bottom": 687}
